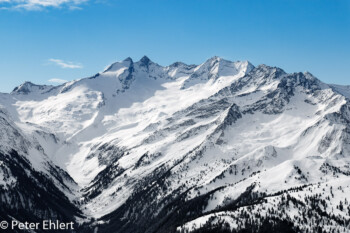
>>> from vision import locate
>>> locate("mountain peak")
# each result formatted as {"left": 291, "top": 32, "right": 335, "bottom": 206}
{"left": 256, "top": 64, "right": 284, "bottom": 72}
{"left": 204, "top": 56, "right": 253, "bottom": 68}
{"left": 11, "top": 81, "right": 53, "bottom": 95}
{"left": 209, "top": 55, "right": 220, "bottom": 60}
{"left": 123, "top": 57, "right": 133, "bottom": 62}
{"left": 104, "top": 58, "right": 134, "bottom": 73}
{"left": 139, "top": 55, "right": 151, "bottom": 65}
{"left": 205, "top": 56, "right": 221, "bottom": 64}
{"left": 170, "top": 61, "right": 187, "bottom": 67}
{"left": 12, "top": 81, "right": 35, "bottom": 93}
{"left": 22, "top": 81, "right": 35, "bottom": 86}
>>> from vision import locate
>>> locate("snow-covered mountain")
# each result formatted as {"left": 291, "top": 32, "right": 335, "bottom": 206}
{"left": 1, "top": 56, "right": 350, "bottom": 233}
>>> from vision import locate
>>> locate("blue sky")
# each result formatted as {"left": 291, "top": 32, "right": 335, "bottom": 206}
{"left": 0, "top": 0, "right": 349, "bottom": 93}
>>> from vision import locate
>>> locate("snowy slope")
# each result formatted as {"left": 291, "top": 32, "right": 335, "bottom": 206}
{"left": 1, "top": 56, "right": 350, "bottom": 232}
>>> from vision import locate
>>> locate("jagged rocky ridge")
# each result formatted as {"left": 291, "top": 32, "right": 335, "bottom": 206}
{"left": 1, "top": 56, "right": 350, "bottom": 232}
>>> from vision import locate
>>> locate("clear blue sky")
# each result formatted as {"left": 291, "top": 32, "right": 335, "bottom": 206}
{"left": 0, "top": 0, "right": 349, "bottom": 93}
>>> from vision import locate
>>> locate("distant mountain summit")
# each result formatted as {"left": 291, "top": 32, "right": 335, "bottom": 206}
{"left": 11, "top": 81, "right": 54, "bottom": 95}
{"left": 1, "top": 57, "right": 350, "bottom": 232}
